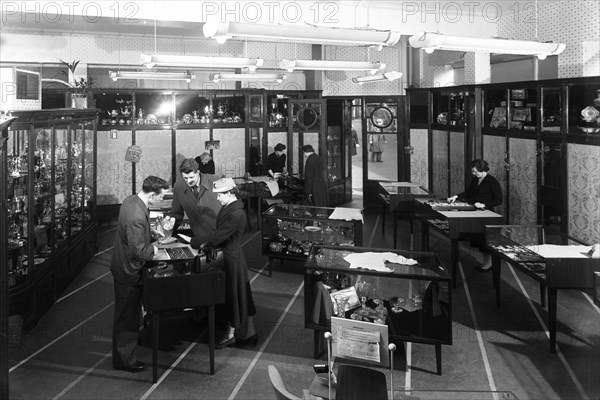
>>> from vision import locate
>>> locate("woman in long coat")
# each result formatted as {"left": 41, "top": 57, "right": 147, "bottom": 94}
{"left": 301, "top": 144, "right": 329, "bottom": 207}
{"left": 191, "top": 177, "right": 257, "bottom": 348}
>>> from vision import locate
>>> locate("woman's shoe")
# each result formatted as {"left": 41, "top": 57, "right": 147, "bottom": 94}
{"left": 236, "top": 333, "right": 259, "bottom": 346}
{"left": 215, "top": 335, "right": 236, "bottom": 349}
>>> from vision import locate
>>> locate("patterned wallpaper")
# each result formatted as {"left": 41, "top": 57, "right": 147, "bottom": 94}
{"left": 568, "top": 143, "right": 600, "bottom": 243}
{"left": 431, "top": 130, "right": 448, "bottom": 198}
{"left": 212, "top": 128, "right": 246, "bottom": 177}
{"left": 97, "top": 130, "right": 133, "bottom": 205}
{"left": 483, "top": 135, "right": 507, "bottom": 218}
{"left": 134, "top": 130, "right": 173, "bottom": 190}
{"left": 410, "top": 128, "right": 429, "bottom": 190}
{"left": 449, "top": 131, "right": 465, "bottom": 195}
{"left": 497, "top": 0, "right": 600, "bottom": 78}
{"left": 508, "top": 138, "right": 537, "bottom": 225}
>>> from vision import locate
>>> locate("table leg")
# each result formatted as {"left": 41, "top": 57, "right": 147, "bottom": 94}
{"left": 152, "top": 312, "right": 159, "bottom": 383}
{"left": 393, "top": 215, "right": 398, "bottom": 249}
{"left": 244, "top": 199, "right": 252, "bottom": 231}
{"left": 257, "top": 197, "right": 263, "bottom": 231}
{"left": 492, "top": 255, "right": 501, "bottom": 307}
{"left": 209, "top": 305, "right": 215, "bottom": 374}
{"left": 381, "top": 205, "right": 386, "bottom": 234}
{"left": 435, "top": 344, "right": 442, "bottom": 375}
{"left": 540, "top": 284, "right": 546, "bottom": 308}
{"left": 451, "top": 239, "right": 458, "bottom": 288}
{"left": 313, "top": 330, "right": 320, "bottom": 359}
{"left": 548, "top": 288, "right": 557, "bottom": 354}
{"left": 421, "top": 220, "right": 429, "bottom": 251}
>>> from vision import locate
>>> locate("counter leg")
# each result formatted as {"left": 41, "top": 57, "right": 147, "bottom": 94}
{"left": 548, "top": 288, "right": 557, "bottom": 354}
{"left": 209, "top": 305, "right": 215, "bottom": 374}
{"left": 313, "top": 330, "right": 320, "bottom": 359}
{"left": 435, "top": 344, "right": 442, "bottom": 375}
{"left": 492, "top": 255, "right": 501, "bottom": 307}
{"left": 257, "top": 197, "right": 263, "bottom": 231}
{"left": 152, "top": 312, "right": 159, "bottom": 383}
{"left": 451, "top": 239, "right": 458, "bottom": 288}
{"left": 421, "top": 221, "right": 429, "bottom": 251}
{"left": 540, "top": 284, "right": 546, "bottom": 308}
{"left": 393, "top": 215, "right": 398, "bottom": 249}
{"left": 381, "top": 204, "right": 386, "bottom": 234}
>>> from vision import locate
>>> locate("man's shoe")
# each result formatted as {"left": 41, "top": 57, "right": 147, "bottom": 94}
{"left": 114, "top": 361, "right": 146, "bottom": 373}
{"left": 475, "top": 266, "right": 492, "bottom": 272}
{"left": 215, "top": 336, "right": 236, "bottom": 349}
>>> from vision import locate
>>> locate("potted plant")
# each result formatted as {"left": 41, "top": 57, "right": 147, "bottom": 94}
{"left": 59, "top": 59, "right": 94, "bottom": 108}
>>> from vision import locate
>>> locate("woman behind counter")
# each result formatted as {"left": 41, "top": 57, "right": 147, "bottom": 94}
{"left": 447, "top": 159, "right": 503, "bottom": 272}
{"left": 266, "top": 143, "right": 287, "bottom": 178}
{"left": 191, "top": 177, "right": 257, "bottom": 348}
{"left": 195, "top": 152, "right": 216, "bottom": 175}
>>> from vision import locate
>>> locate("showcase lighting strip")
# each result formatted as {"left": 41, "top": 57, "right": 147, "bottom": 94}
{"left": 203, "top": 20, "right": 401, "bottom": 49}
{"left": 279, "top": 59, "right": 385, "bottom": 74}
{"left": 210, "top": 73, "right": 287, "bottom": 83}
{"left": 141, "top": 54, "right": 264, "bottom": 71}
{"left": 352, "top": 71, "right": 403, "bottom": 84}
{"left": 109, "top": 71, "right": 196, "bottom": 82}
{"left": 408, "top": 32, "right": 566, "bottom": 60}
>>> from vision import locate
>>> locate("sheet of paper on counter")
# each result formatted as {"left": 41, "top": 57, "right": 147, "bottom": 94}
{"left": 344, "top": 252, "right": 418, "bottom": 272}
{"left": 526, "top": 244, "right": 592, "bottom": 258}
{"left": 329, "top": 207, "right": 364, "bottom": 223}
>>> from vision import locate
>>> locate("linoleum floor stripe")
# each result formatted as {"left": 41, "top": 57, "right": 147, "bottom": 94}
{"left": 507, "top": 264, "right": 589, "bottom": 400}
{"left": 227, "top": 281, "right": 305, "bottom": 400}
{"left": 50, "top": 351, "right": 112, "bottom": 400}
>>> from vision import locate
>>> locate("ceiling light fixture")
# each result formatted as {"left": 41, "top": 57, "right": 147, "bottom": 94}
{"left": 210, "top": 73, "right": 287, "bottom": 83}
{"left": 279, "top": 59, "right": 385, "bottom": 74}
{"left": 141, "top": 54, "right": 264, "bottom": 71}
{"left": 352, "top": 71, "right": 403, "bottom": 85}
{"left": 408, "top": 32, "right": 566, "bottom": 60}
{"left": 203, "top": 20, "right": 400, "bottom": 50}
{"left": 109, "top": 70, "right": 196, "bottom": 82}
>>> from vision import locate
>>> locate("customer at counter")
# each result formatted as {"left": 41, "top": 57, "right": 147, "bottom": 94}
{"left": 302, "top": 144, "right": 329, "bottom": 207}
{"left": 171, "top": 158, "right": 221, "bottom": 244}
{"left": 191, "top": 177, "right": 258, "bottom": 348}
{"left": 447, "top": 159, "right": 503, "bottom": 272}
{"left": 266, "top": 143, "right": 287, "bottom": 178}
{"left": 111, "top": 175, "right": 169, "bottom": 373}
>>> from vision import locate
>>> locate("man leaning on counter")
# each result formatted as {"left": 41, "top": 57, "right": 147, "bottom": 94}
{"left": 170, "top": 158, "right": 221, "bottom": 243}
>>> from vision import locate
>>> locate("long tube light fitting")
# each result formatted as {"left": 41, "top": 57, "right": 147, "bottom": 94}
{"left": 141, "top": 54, "right": 264, "bottom": 71}
{"left": 203, "top": 20, "right": 400, "bottom": 50}
{"left": 210, "top": 73, "right": 287, "bottom": 83}
{"left": 352, "top": 71, "right": 403, "bottom": 85}
{"left": 280, "top": 59, "right": 385, "bottom": 74}
{"left": 109, "top": 70, "right": 196, "bottom": 82}
{"left": 408, "top": 32, "right": 566, "bottom": 60}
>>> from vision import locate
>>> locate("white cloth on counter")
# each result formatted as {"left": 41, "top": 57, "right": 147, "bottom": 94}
{"left": 329, "top": 207, "right": 364, "bottom": 223}
{"left": 344, "top": 252, "right": 418, "bottom": 272}
{"left": 265, "top": 180, "right": 280, "bottom": 196}
{"left": 526, "top": 244, "right": 593, "bottom": 258}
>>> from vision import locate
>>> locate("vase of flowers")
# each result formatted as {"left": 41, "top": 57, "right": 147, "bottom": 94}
{"left": 59, "top": 59, "right": 94, "bottom": 108}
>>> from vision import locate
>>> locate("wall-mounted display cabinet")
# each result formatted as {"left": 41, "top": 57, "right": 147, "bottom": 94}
{"left": 406, "top": 76, "right": 600, "bottom": 243}
{"left": 1, "top": 109, "right": 98, "bottom": 330}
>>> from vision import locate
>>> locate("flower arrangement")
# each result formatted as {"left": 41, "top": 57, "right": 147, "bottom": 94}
{"left": 59, "top": 59, "right": 94, "bottom": 96}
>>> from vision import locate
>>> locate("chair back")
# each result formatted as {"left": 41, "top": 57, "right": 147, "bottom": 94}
{"left": 268, "top": 365, "right": 302, "bottom": 400}
{"left": 325, "top": 317, "right": 397, "bottom": 400}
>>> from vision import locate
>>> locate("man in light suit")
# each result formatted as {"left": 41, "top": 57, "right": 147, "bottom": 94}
{"left": 111, "top": 175, "right": 168, "bottom": 373}
{"left": 170, "top": 158, "right": 221, "bottom": 244}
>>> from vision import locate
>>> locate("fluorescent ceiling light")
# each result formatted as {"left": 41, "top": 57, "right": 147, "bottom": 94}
{"left": 141, "top": 54, "right": 263, "bottom": 71}
{"left": 203, "top": 20, "right": 400, "bottom": 49}
{"left": 352, "top": 71, "right": 403, "bottom": 85}
{"left": 408, "top": 32, "right": 566, "bottom": 60}
{"left": 109, "top": 70, "right": 195, "bottom": 82}
{"left": 279, "top": 59, "right": 385, "bottom": 74}
{"left": 210, "top": 73, "right": 287, "bottom": 83}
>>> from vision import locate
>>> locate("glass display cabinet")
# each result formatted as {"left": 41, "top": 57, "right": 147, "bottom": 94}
{"left": 568, "top": 82, "right": 600, "bottom": 135}
{"left": 3, "top": 109, "right": 98, "bottom": 330}
{"left": 304, "top": 244, "right": 451, "bottom": 374}
{"left": 485, "top": 225, "right": 599, "bottom": 353}
{"left": 262, "top": 204, "right": 363, "bottom": 271}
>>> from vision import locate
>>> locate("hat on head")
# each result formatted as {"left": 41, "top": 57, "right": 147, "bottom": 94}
{"left": 274, "top": 143, "right": 286, "bottom": 152}
{"left": 301, "top": 144, "right": 314, "bottom": 153}
{"left": 212, "top": 177, "right": 236, "bottom": 193}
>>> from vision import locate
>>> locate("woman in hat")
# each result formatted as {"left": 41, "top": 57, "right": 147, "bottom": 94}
{"left": 266, "top": 143, "right": 287, "bottom": 178}
{"left": 191, "top": 177, "right": 257, "bottom": 348}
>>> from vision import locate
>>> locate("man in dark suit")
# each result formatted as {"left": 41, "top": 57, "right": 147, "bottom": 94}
{"left": 301, "top": 145, "right": 329, "bottom": 207}
{"left": 111, "top": 175, "right": 169, "bottom": 373}
{"left": 170, "top": 158, "right": 221, "bottom": 244}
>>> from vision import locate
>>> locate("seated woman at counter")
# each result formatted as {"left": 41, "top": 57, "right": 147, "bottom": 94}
{"left": 191, "top": 177, "right": 257, "bottom": 348}
{"left": 447, "top": 159, "right": 503, "bottom": 272}
{"left": 266, "top": 143, "right": 287, "bottom": 178}
{"left": 195, "top": 152, "right": 216, "bottom": 175}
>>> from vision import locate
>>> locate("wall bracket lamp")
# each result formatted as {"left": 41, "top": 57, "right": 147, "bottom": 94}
{"left": 210, "top": 73, "right": 287, "bottom": 83}
{"left": 141, "top": 54, "right": 264, "bottom": 71}
{"left": 279, "top": 59, "right": 385, "bottom": 74}
{"left": 109, "top": 70, "right": 196, "bottom": 82}
{"left": 352, "top": 71, "right": 403, "bottom": 84}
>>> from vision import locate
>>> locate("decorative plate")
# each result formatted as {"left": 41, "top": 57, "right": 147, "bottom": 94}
{"left": 304, "top": 226, "right": 322, "bottom": 232}
{"left": 182, "top": 114, "right": 193, "bottom": 124}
